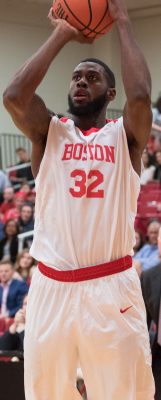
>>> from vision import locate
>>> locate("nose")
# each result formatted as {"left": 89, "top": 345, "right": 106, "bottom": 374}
{"left": 76, "top": 77, "right": 88, "bottom": 88}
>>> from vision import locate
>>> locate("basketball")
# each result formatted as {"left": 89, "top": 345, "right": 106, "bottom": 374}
{"left": 52, "top": 0, "right": 113, "bottom": 39}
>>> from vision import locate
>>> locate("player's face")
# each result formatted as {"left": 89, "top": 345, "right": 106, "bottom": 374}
{"left": 68, "top": 62, "right": 109, "bottom": 116}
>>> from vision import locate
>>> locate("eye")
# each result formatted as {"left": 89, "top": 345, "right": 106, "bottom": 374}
{"left": 72, "top": 74, "right": 81, "bottom": 82}
{"left": 88, "top": 74, "right": 97, "bottom": 81}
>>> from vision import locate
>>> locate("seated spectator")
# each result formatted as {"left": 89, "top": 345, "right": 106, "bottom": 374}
{"left": 140, "top": 149, "right": 156, "bottom": 185}
{"left": 153, "top": 150, "right": 161, "bottom": 182}
{"left": 134, "top": 220, "right": 161, "bottom": 271}
{"left": 19, "top": 204, "right": 34, "bottom": 234}
{"left": 19, "top": 182, "right": 31, "bottom": 196}
{"left": 0, "top": 187, "right": 15, "bottom": 218}
{"left": 141, "top": 227, "right": 161, "bottom": 400}
{"left": 16, "top": 249, "right": 36, "bottom": 285}
{"left": 0, "top": 221, "right": 4, "bottom": 242}
{"left": 0, "top": 219, "right": 19, "bottom": 264}
{"left": 3, "top": 191, "right": 26, "bottom": 223}
{"left": 9, "top": 147, "right": 33, "bottom": 187}
{"left": 152, "top": 96, "right": 161, "bottom": 126}
{"left": 0, "top": 294, "right": 28, "bottom": 351}
{"left": 25, "top": 188, "right": 36, "bottom": 207}
{"left": 0, "top": 170, "right": 11, "bottom": 203}
{"left": 133, "top": 230, "right": 144, "bottom": 255}
{"left": 0, "top": 261, "right": 28, "bottom": 318}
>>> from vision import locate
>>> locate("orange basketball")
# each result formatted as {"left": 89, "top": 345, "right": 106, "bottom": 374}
{"left": 52, "top": 0, "right": 113, "bottom": 39}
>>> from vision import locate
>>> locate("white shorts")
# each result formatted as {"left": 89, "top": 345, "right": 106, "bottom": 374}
{"left": 24, "top": 266, "right": 155, "bottom": 400}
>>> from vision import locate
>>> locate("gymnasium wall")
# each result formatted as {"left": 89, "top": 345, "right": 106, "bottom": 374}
{"left": 93, "top": 14, "right": 161, "bottom": 109}
{"left": 0, "top": 1, "right": 161, "bottom": 135}
{"left": 0, "top": 1, "right": 92, "bottom": 135}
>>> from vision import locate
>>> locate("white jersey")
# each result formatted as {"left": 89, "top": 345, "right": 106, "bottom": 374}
{"left": 30, "top": 116, "right": 140, "bottom": 270}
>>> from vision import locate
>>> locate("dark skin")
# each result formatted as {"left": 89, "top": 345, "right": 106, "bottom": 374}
{"left": 3, "top": 0, "right": 152, "bottom": 178}
{"left": 68, "top": 63, "right": 116, "bottom": 130}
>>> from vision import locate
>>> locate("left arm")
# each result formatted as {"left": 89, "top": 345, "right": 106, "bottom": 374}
{"left": 108, "top": 0, "right": 152, "bottom": 173}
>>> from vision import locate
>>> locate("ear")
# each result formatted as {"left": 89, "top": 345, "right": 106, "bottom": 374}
{"left": 106, "top": 88, "right": 116, "bottom": 102}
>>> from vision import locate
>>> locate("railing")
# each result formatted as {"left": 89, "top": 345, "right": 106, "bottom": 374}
{"left": 18, "top": 230, "right": 34, "bottom": 252}
{"left": 5, "top": 162, "right": 35, "bottom": 190}
{"left": 0, "top": 133, "right": 32, "bottom": 169}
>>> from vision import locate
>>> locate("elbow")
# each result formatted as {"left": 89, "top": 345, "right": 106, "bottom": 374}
{"left": 3, "top": 88, "right": 20, "bottom": 112}
{"left": 3, "top": 86, "right": 25, "bottom": 117}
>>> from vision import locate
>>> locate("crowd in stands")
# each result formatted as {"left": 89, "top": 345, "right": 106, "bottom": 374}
{"left": 0, "top": 100, "right": 160, "bottom": 398}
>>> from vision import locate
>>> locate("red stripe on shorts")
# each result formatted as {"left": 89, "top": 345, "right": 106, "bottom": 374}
{"left": 38, "top": 256, "right": 132, "bottom": 283}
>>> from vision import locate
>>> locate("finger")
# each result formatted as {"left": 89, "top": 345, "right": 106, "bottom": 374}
{"left": 48, "top": 7, "right": 53, "bottom": 19}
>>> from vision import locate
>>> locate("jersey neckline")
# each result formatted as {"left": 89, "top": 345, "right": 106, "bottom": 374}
{"left": 59, "top": 117, "right": 116, "bottom": 136}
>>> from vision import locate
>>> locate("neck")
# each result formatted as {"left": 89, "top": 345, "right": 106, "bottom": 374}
{"left": 69, "top": 109, "right": 107, "bottom": 131}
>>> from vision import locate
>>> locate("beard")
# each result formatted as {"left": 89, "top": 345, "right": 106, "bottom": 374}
{"left": 68, "top": 92, "right": 107, "bottom": 116}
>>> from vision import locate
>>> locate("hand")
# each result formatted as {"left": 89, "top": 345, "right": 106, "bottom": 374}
{"left": 107, "top": 0, "right": 129, "bottom": 22}
{"left": 14, "top": 309, "right": 25, "bottom": 325}
{"left": 48, "top": 8, "right": 94, "bottom": 44}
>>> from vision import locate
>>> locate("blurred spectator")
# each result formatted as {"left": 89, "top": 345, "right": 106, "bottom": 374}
{"left": 0, "top": 221, "right": 4, "bottom": 242}
{"left": 0, "top": 170, "right": 11, "bottom": 203}
{"left": 133, "top": 230, "right": 144, "bottom": 255}
{"left": 4, "top": 191, "right": 26, "bottom": 223}
{"left": 152, "top": 96, "right": 161, "bottom": 127}
{"left": 153, "top": 150, "right": 161, "bottom": 182}
{"left": 152, "top": 96, "right": 161, "bottom": 151}
{"left": 0, "top": 219, "right": 19, "bottom": 264}
{"left": 0, "top": 294, "right": 28, "bottom": 351}
{"left": 9, "top": 147, "right": 33, "bottom": 187}
{"left": 133, "top": 230, "right": 144, "bottom": 277}
{"left": 0, "top": 261, "right": 28, "bottom": 317}
{"left": 16, "top": 249, "right": 36, "bottom": 285}
{"left": 20, "top": 182, "right": 31, "bottom": 196}
{"left": 134, "top": 220, "right": 161, "bottom": 271}
{"left": 140, "top": 149, "right": 155, "bottom": 185}
{"left": 19, "top": 204, "right": 34, "bottom": 234}
{"left": 25, "top": 188, "right": 36, "bottom": 206}
{"left": 141, "top": 227, "right": 161, "bottom": 400}
{"left": 0, "top": 187, "right": 15, "bottom": 218}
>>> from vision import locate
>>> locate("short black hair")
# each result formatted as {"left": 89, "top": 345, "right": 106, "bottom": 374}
{"left": 80, "top": 58, "right": 115, "bottom": 88}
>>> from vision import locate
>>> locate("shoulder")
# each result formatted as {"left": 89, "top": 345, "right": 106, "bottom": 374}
{"left": 10, "top": 279, "right": 28, "bottom": 289}
{"left": 136, "top": 243, "right": 149, "bottom": 254}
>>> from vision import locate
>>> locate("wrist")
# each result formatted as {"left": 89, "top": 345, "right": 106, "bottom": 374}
{"left": 115, "top": 16, "right": 131, "bottom": 28}
{"left": 51, "top": 24, "right": 74, "bottom": 44}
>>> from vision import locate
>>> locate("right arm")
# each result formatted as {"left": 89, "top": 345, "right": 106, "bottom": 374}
{"left": 3, "top": 19, "right": 89, "bottom": 176}
{"left": 3, "top": 24, "right": 73, "bottom": 142}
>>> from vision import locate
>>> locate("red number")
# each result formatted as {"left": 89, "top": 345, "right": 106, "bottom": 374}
{"left": 69, "top": 169, "right": 86, "bottom": 197}
{"left": 69, "top": 169, "right": 104, "bottom": 198}
{"left": 87, "top": 170, "right": 104, "bottom": 198}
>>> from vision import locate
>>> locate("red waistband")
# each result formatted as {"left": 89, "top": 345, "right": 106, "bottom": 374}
{"left": 38, "top": 256, "right": 132, "bottom": 283}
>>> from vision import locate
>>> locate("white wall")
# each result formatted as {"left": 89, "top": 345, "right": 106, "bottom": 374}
{"left": 0, "top": 1, "right": 92, "bottom": 134}
{"left": 0, "top": 1, "right": 161, "bottom": 134}
{"left": 93, "top": 14, "right": 161, "bottom": 109}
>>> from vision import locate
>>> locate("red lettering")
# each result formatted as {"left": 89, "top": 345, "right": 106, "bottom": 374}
{"left": 62, "top": 144, "right": 73, "bottom": 160}
{"left": 95, "top": 145, "right": 104, "bottom": 161}
{"left": 88, "top": 145, "right": 94, "bottom": 160}
{"left": 104, "top": 146, "right": 115, "bottom": 163}
{"left": 73, "top": 144, "right": 83, "bottom": 160}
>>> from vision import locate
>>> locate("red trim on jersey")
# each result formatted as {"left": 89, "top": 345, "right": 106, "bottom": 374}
{"left": 38, "top": 255, "right": 132, "bottom": 283}
{"left": 59, "top": 117, "right": 118, "bottom": 136}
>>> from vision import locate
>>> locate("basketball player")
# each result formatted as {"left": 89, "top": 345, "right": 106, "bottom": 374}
{"left": 3, "top": 0, "right": 155, "bottom": 399}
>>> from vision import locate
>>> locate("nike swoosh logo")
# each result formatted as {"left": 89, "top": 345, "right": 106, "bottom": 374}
{"left": 120, "top": 306, "right": 133, "bottom": 314}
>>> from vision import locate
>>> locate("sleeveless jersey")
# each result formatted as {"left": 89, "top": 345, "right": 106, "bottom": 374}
{"left": 30, "top": 116, "right": 140, "bottom": 270}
